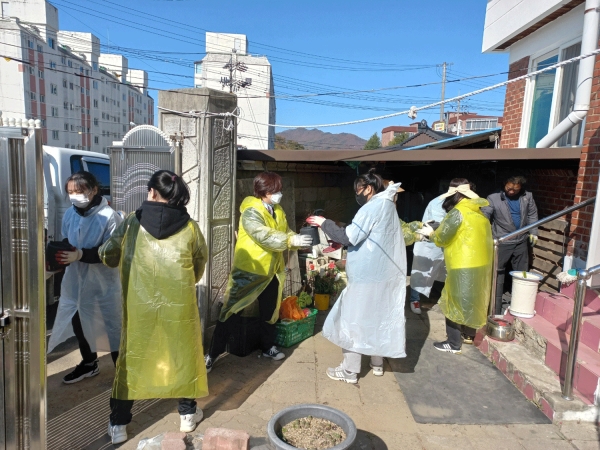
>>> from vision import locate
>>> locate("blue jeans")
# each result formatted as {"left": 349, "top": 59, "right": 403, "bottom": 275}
{"left": 409, "top": 288, "right": 420, "bottom": 303}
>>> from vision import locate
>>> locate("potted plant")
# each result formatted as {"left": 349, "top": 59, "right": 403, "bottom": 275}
{"left": 310, "top": 262, "right": 341, "bottom": 311}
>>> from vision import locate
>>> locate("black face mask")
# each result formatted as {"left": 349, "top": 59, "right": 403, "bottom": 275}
{"left": 355, "top": 192, "right": 369, "bottom": 206}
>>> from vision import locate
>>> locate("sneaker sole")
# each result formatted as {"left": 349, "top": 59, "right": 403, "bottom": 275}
{"left": 462, "top": 340, "right": 474, "bottom": 345}
{"left": 180, "top": 414, "right": 203, "bottom": 432}
{"left": 433, "top": 346, "right": 462, "bottom": 354}
{"left": 326, "top": 372, "right": 358, "bottom": 384}
{"left": 63, "top": 367, "right": 99, "bottom": 384}
{"left": 111, "top": 434, "right": 128, "bottom": 445}
{"left": 262, "top": 354, "right": 285, "bottom": 361}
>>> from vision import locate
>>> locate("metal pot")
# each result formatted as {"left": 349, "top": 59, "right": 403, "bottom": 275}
{"left": 300, "top": 226, "right": 320, "bottom": 246}
{"left": 267, "top": 403, "right": 357, "bottom": 450}
{"left": 486, "top": 315, "right": 515, "bottom": 342}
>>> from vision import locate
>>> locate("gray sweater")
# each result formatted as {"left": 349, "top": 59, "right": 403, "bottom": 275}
{"left": 481, "top": 190, "right": 538, "bottom": 244}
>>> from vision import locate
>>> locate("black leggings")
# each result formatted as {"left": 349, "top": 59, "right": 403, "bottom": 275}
{"left": 209, "top": 277, "right": 279, "bottom": 358}
{"left": 110, "top": 398, "right": 196, "bottom": 426}
{"left": 72, "top": 312, "right": 118, "bottom": 365}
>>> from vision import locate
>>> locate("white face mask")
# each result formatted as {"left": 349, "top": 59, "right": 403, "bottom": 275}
{"left": 69, "top": 193, "right": 91, "bottom": 208}
{"left": 270, "top": 192, "right": 283, "bottom": 204}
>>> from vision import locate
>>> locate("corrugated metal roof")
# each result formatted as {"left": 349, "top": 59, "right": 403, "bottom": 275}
{"left": 404, "top": 127, "right": 502, "bottom": 150}
{"left": 237, "top": 147, "right": 581, "bottom": 162}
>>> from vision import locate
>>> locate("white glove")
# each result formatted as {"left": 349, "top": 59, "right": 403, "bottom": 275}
{"left": 415, "top": 233, "right": 429, "bottom": 242}
{"left": 291, "top": 234, "right": 313, "bottom": 248}
{"left": 416, "top": 223, "right": 434, "bottom": 238}
{"left": 57, "top": 248, "right": 83, "bottom": 264}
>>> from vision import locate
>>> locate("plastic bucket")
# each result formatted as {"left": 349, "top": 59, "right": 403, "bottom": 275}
{"left": 314, "top": 294, "right": 330, "bottom": 311}
{"left": 300, "top": 226, "right": 320, "bottom": 246}
{"left": 508, "top": 271, "right": 543, "bottom": 319}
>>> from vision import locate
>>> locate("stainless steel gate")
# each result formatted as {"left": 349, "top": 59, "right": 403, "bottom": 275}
{"left": 109, "top": 125, "right": 179, "bottom": 214}
{"left": 0, "top": 123, "right": 46, "bottom": 449}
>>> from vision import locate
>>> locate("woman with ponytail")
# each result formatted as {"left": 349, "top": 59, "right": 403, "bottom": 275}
{"left": 307, "top": 169, "right": 408, "bottom": 383}
{"left": 99, "top": 170, "right": 208, "bottom": 444}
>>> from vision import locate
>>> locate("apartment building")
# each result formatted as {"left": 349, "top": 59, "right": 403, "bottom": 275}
{"left": 0, "top": 0, "right": 153, "bottom": 153}
{"left": 194, "top": 32, "right": 275, "bottom": 149}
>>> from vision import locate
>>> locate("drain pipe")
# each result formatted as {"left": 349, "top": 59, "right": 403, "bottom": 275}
{"left": 536, "top": 0, "right": 600, "bottom": 148}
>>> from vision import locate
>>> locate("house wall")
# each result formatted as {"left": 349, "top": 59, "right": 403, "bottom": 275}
{"left": 490, "top": 2, "right": 598, "bottom": 266}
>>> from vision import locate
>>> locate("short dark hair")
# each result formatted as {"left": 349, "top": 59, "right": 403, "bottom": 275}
{"left": 442, "top": 178, "right": 476, "bottom": 212}
{"left": 147, "top": 170, "right": 190, "bottom": 207}
{"left": 354, "top": 168, "right": 385, "bottom": 194}
{"left": 65, "top": 171, "right": 99, "bottom": 194}
{"left": 254, "top": 172, "right": 283, "bottom": 198}
{"left": 506, "top": 175, "right": 527, "bottom": 185}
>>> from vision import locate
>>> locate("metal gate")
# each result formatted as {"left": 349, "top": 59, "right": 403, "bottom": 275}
{"left": 109, "top": 125, "right": 179, "bottom": 214}
{"left": 0, "top": 124, "right": 46, "bottom": 449}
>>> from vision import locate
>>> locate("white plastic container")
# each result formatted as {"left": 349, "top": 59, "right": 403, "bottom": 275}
{"left": 508, "top": 271, "right": 543, "bottom": 318}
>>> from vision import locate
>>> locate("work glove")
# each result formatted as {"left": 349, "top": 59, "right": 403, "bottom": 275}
{"left": 56, "top": 249, "right": 83, "bottom": 264}
{"left": 529, "top": 235, "right": 538, "bottom": 246}
{"left": 306, "top": 216, "right": 326, "bottom": 227}
{"left": 291, "top": 234, "right": 313, "bottom": 248}
{"left": 415, "top": 233, "right": 429, "bottom": 242}
{"left": 416, "top": 223, "right": 435, "bottom": 238}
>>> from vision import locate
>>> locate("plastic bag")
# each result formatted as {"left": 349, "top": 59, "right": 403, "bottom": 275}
{"left": 136, "top": 434, "right": 164, "bottom": 450}
{"left": 279, "top": 296, "right": 305, "bottom": 320}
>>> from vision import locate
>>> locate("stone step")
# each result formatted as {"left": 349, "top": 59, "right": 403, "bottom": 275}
{"left": 475, "top": 331, "right": 598, "bottom": 423}
{"left": 534, "top": 291, "right": 600, "bottom": 353}
{"left": 560, "top": 283, "right": 600, "bottom": 312}
{"left": 508, "top": 313, "right": 600, "bottom": 405}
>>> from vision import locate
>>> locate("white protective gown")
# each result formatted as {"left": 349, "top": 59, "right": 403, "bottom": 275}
{"left": 410, "top": 194, "right": 447, "bottom": 298}
{"left": 48, "top": 197, "right": 123, "bottom": 353}
{"left": 322, "top": 183, "right": 407, "bottom": 358}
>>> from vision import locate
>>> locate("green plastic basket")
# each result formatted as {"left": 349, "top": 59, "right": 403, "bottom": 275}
{"left": 275, "top": 308, "right": 318, "bottom": 348}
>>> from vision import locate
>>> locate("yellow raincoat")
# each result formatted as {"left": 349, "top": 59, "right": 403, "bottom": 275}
{"left": 431, "top": 198, "right": 493, "bottom": 329}
{"left": 220, "top": 196, "right": 296, "bottom": 324}
{"left": 99, "top": 213, "right": 208, "bottom": 400}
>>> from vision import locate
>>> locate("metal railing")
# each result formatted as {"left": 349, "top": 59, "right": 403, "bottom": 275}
{"left": 489, "top": 197, "right": 596, "bottom": 316}
{"left": 488, "top": 196, "right": 597, "bottom": 401}
{"left": 563, "top": 264, "right": 600, "bottom": 399}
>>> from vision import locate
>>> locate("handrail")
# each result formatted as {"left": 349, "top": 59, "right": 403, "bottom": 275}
{"left": 489, "top": 197, "right": 596, "bottom": 317}
{"left": 563, "top": 263, "right": 600, "bottom": 400}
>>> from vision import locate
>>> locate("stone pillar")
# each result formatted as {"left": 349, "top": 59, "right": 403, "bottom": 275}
{"left": 158, "top": 88, "right": 237, "bottom": 339}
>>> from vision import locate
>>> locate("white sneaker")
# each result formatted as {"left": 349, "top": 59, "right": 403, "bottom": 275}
{"left": 410, "top": 301, "right": 422, "bottom": 315}
{"left": 326, "top": 365, "right": 358, "bottom": 384}
{"left": 262, "top": 346, "right": 285, "bottom": 361}
{"left": 180, "top": 409, "right": 203, "bottom": 433}
{"left": 369, "top": 363, "right": 384, "bottom": 377}
{"left": 107, "top": 423, "right": 127, "bottom": 445}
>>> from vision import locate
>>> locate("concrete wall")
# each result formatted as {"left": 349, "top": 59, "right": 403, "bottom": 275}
{"left": 237, "top": 161, "right": 358, "bottom": 232}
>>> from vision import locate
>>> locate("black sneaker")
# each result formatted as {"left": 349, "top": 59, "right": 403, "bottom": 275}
{"left": 262, "top": 346, "right": 285, "bottom": 361}
{"left": 433, "top": 341, "right": 462, "bottom": 354}
{"left": 63, "top": 360, "right": 99, "bottom": 384}
{"left": 461, "top": 334, "right": 474, "bottom": 345}
{"left": 204, "top": 354, "right": 213, "bottom": 374}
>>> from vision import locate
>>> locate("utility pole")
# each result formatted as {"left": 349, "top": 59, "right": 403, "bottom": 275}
{"left": 221, "top": 49, "right": 251, "bottom": 93}
{"left": 456, "top": 97, "right": 461, "bottom": 136}
{"left": 438, "top": 62, "right": 453, "bottom": 128}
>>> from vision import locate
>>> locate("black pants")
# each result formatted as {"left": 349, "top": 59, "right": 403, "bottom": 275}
{"left": 446, "top": 318, "right": 476, "bottom": 349}
{"left": 495, "top": 240, "right": 529, "bottom": 315}
{"left": 72, "top": 312, "right": 118, "bottom": 365}
{"left": 110, "top": 397, "right": 196, "bottom": 426}
{"left": 209, "top": 277, "right": 279, "bottom": 359}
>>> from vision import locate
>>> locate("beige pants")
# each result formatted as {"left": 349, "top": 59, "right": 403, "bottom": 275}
{"left": 342, "top": 348, "right": 383, "bottom": 374}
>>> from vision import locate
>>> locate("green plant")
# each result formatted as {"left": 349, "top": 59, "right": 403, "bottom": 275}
{"left": 310, "top": 262, "right": 342, "bottom": 295}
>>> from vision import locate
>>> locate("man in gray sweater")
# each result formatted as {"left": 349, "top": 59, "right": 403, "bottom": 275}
{"left": 481, "top": 176, "right": 538, "bottom": 315}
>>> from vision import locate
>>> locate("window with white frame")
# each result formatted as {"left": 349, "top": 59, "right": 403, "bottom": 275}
{"left": 30, "top": 92, "right": 36, "bottom": 100}
{"left": 525, "top": 42, "right": 583, "bottom": 147}
{"left": 466, "top": 119, "right": 498, "bottom": 131}
{"left": 1, "top": 2, "right": 10, "bottom": 18}
{"left": 64, "top": 123, "right": 69, "bottom": 131}
{"left": 52, "top": 130, "right": 59, "bottom": 140}
{"left": 48, "top": 37, "right": 55, "bottom": 49}
{"left": 51, "top": 107, "right": 58, "bottom": 116}
{"left": 94, "top": 118, "right": 99, "bottom": 126}
{"left": 50, "top": 61, "right": 56, "bottom": 69}
{"left": 39, "top": 94, "right": 45, "bottom": 103}
{"left": 63, "top": 79, "right": 67, "bottom": 88}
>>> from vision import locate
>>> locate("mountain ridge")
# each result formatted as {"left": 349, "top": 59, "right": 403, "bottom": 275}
{"left": 277, "top": 128, "right": 366, "bottom": 150}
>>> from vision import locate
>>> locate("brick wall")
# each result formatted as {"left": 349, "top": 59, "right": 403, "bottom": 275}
{"left": 500, "top": 56, "right": 530, "bottom": 148}
{"left": 566, "top": 41, "right": 600, "bottom": 262}
{"left": 526, "top": 168, "right": 578, "bottom": 217}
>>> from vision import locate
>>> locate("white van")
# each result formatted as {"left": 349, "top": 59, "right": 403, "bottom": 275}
{"left": 43, "top": 146, "right": 110, "bottom": 304}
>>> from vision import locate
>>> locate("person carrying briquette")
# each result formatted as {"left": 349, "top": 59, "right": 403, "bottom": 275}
{"left": 481, "top": 175, "right": 538, "bottom": 315}
{"left": 99, "top": 170, "right": 208, "bottom": 445}
{"left": 47, "top": 171, "right": 122, "bottom": 384}
{"left": 204, "top": 171, "right": 313, "bottom": 372}
{"left": 307, "top": 169, "right": 407, "bottom": 383}
{"left": 409, "top": 194, "right": 447, "bottom": 315}
{"left": 416, "top": 179, "right": 493, "bottom": 354}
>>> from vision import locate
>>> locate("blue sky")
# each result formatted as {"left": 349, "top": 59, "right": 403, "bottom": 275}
{"left": 52, "top": 0, "right": 509, "bottom": 140}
